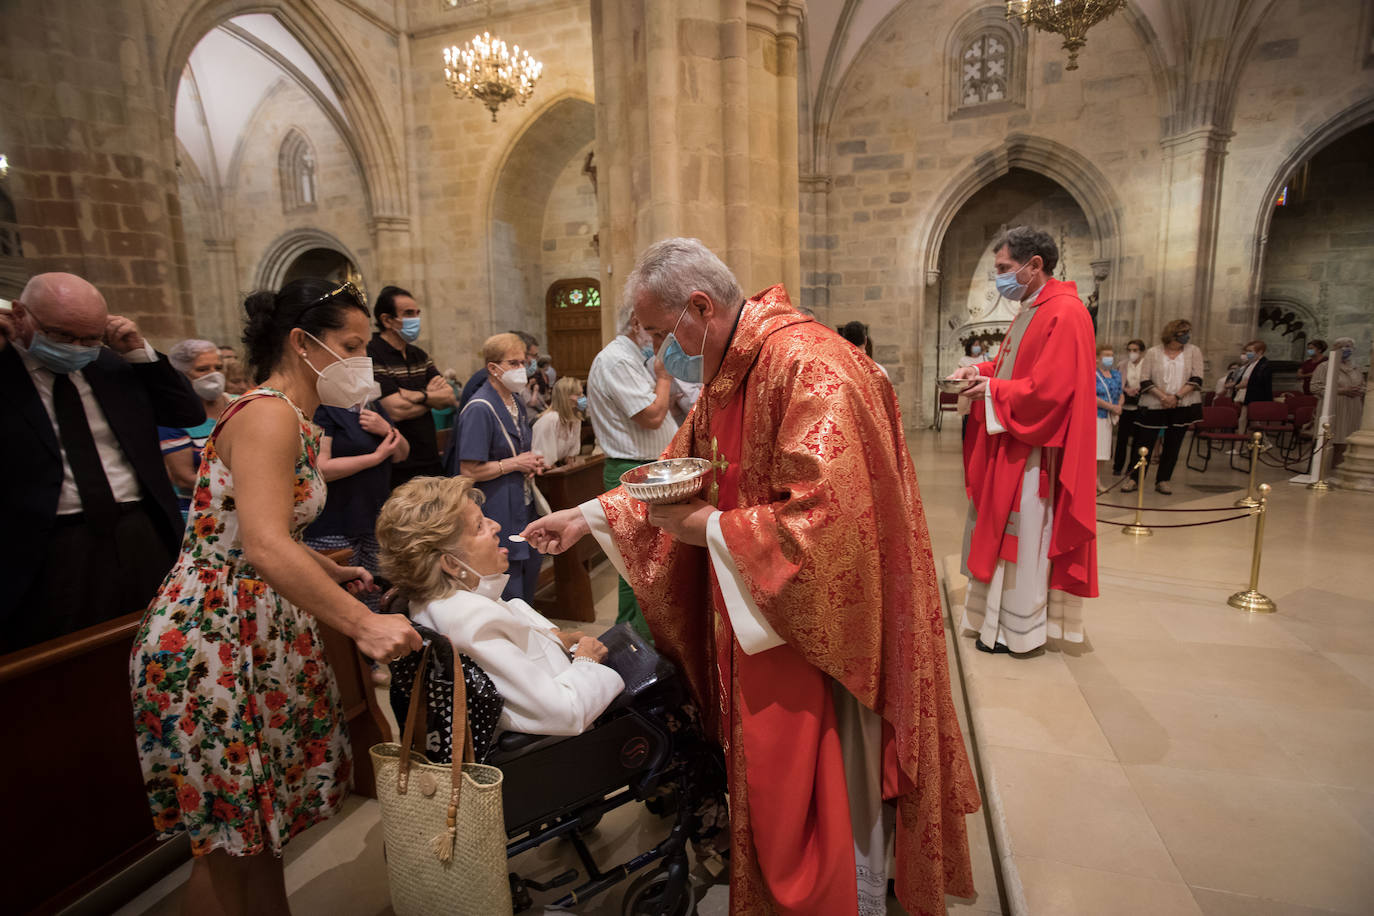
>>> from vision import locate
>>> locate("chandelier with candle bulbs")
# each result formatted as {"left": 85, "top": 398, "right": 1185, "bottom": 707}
{"left": 1005, "top": 0, "right": 1127, "bottom": 71}
{"left": 443, "top": 32, "right": 543, "bottom": 122}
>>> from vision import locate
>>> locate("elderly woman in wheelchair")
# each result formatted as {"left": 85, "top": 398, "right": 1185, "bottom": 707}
{"left": 374, "top": 476, "right": 724, "bottom": 914}
{"left": 375, "top": 475, "right": 624, "bottom": 737}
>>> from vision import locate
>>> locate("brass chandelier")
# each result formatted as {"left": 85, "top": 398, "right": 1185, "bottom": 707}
{"left": 1006, "top": 0, "right": 1127, "bottom": 71}
{"left": 443, "top": 32, "right": 543, "bottom": 122}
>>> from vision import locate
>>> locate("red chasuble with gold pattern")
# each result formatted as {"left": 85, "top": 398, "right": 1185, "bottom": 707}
{"left": 962, "top": 277, "right": 1099, "bottom": 597}
{"left": 598, "top": 286, "right": 979, "bottom": 916}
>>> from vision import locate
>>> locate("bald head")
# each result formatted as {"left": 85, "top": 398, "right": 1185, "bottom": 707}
{"left": 15, "top": 272, "right": 108, "bottom": 347}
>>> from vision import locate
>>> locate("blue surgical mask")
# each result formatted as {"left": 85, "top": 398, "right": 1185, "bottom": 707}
{"left": 575, "top": 395, "right": 588, "bottom": 413}
{"left": 27, "top": 331, "right": 102, "bottom": 374}
{"left": 1101, "top": 356, "right": 1114, "bottom": 368}
{"left": 398, "top": 316, "right": 421, "bottom": 342}
{"left": 1341, "top": 346, "right": 1354, "bottom": 361}
{"left": 971, "top": 344, "right": 982, "bottom": 356}
{"left": 659, "top": 304, "right": 709, "bottom": 384}
{"left": 1243, "top": 350, "right": 1256, "bottom": 361}
{"left": 1306, "top": 348, "right": 1315, "bottom": 357}
{"left": 640, "top": 345, "right": 655, "bottom": 361}
{"left": 994, "top": 262, "right": 1031, "bottom": 301}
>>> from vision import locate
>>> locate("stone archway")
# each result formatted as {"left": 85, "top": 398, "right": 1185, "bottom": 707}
{"left": 1254, "top": 118, "right": 1374, "bottom": 372}
{"left": 486, "top": 93, "right": 597, "bottom": 342}
{"left": 914, "top": 134, "right": 1124, "bottom": 317}
{"left": 923, "top": 168, "right": 1098, "bottom": 423}
{"left": 255, "top": 228, "right": 364, "bottom": 293}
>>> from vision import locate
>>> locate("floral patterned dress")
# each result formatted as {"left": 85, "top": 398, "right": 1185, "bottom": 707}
{"left": 130, "top": 387, "right": 351, "bottom": 857}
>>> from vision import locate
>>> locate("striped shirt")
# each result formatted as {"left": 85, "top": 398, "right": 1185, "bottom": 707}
{"left": 367, "top": 333, "right": 442, "bottom": 475}
{"left": 586, "top": 335, "right": 678, "bottom": 461}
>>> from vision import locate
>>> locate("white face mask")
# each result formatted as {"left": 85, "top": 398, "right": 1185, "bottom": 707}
{"left": 448, "top": 553, "right": 509, "bottom": 602}
{"left": 499, "top": 366, "right": 528, "bottom": 393}
{"left": 191, "top": 371, "right": 226, "bottom": 401}
{"left": 302, "top": 332, "right": 376, "bottom": 409}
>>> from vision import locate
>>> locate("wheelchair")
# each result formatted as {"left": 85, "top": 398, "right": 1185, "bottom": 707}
{"left": 387, "top": 621, "right": 727, "bottom": 915}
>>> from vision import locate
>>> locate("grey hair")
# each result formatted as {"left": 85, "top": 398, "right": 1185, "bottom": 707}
{"left": 617, "top": 298, "right": 637, "bottom": 337}
{"left": 992, "top": 225, "right": 1059, "bottom": 275}
{"left": 622, "top": 238, "right": 743, "bottom": 317}
{"left": 1332, "top": 336, "right": 1356, "bottom": 349}
{"left": 168, "top": 338, "right": 220, "bottom": 373}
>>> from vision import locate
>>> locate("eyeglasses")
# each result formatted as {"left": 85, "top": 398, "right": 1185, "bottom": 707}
{"left": 30, "top": 316, "right": 104, "bottom": 348}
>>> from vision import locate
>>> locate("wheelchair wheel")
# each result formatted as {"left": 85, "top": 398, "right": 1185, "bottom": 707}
{"left": 621, "top": 864, "right": 695, "bottom": 916}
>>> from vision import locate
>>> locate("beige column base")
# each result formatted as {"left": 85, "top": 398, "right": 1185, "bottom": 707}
{"left": 1331, "top": 428, "right": 1374, "bottom": 491}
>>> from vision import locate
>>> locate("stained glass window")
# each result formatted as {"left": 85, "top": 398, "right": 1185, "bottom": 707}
{"left": 554, "top": 283, "right": 600, "bottom": 309}
{"left": 961, "top": 33, "right": 1009, "bottom": 106}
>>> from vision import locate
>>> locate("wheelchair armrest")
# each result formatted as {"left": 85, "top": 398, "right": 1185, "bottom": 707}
{"left": 493, "top": 730, "right": 569, "bottom": 761}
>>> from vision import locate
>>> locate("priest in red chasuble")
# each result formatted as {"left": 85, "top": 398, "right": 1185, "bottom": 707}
{"left": 522, "top": 238, "right": 979, "bottom": 916}
{"left": 951, "top": 226, "right": 1099, "bottom": 657}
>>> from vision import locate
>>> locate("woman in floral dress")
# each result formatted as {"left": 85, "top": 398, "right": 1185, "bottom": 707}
{"left": 130, "top": 279, "right": 420, "bottom": 914}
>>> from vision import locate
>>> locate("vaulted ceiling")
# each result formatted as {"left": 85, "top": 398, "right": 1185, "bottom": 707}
{"left": 175, "top": 13, "right": 347, "bottom": 189}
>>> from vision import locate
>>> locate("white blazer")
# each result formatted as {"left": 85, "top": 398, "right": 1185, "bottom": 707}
{"left": 411, "top": 590, "right": 625, "bottom": 737}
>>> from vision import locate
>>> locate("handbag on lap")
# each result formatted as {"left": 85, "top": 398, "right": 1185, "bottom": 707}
{"left": 370, "top": 642, "right": 512, "bottom": 916}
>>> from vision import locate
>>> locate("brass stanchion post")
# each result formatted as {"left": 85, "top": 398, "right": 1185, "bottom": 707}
{"left": 1307, "top": 420, "right": 1332, "bottom": 491}
{"left": 1228, "top": 483, "right": 1276, "bottom": 613}
{"left": 1122, "top": 446, "right": 1152, "bottom": 537}
{"left": 1235, "top": 430, "right": 1262, "bottom": 508}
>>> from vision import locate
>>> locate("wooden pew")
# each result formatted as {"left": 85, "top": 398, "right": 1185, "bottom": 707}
{"left": 531, "top": 454, "right": 608, "bottom": 623}
{"left": 0, "top": 599, "right": 389, "bottom": 913}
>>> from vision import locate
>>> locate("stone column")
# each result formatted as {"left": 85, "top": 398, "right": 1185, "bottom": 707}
{"left": 1155, "top": 126, "right": 1232, "bottom": 348}
{"left": 1331, "top": 341, "right": 1374, "bottom": 492}
{"left": 203, "top": 238, "right": 241, "bottom": 346}
{"left": 0, "top": 0, "right": 194, "bottom": 346}
{"left": 370, "top": 215, "right": 414, "bottom": 295}
{"left": 591, "top": 0, "right": 804, "bottom": 339}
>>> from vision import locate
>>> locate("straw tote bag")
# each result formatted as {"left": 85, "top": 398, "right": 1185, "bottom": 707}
{"left": 371, "top": 643, "right": 512, "bottom": 916}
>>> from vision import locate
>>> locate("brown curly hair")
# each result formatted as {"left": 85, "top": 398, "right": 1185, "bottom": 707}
{"left": 1160, "top": 318, "right": 1192, "bottom": 345}
{"left": 376, "top": 476, "right": 485, "bottom": 602}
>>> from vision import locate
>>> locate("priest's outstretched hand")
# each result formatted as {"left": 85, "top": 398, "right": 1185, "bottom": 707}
{"left": 521, "top": 508, "right": 589, "bottom": 555}
{"left": 646, "top": 498, "right": 712, "bottom": 547}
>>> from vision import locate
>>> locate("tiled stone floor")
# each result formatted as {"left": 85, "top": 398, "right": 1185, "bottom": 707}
{"left": 118, "top": 427, "right": 1374, "bottom": 915}
{"left": 939, "top": 432, "right": 1374, "bottom": 915}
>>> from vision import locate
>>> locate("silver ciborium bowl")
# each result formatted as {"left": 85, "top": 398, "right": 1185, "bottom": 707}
{"left": 619, "top": 457, "right": 711, "bottom": 505}
{"left": 936, "top": 377, "right": 975, "bottom": 395}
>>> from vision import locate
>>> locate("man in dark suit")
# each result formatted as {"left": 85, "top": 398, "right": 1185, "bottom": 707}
{"left": 0, "top": 273, "right": 205, "bottom": 653}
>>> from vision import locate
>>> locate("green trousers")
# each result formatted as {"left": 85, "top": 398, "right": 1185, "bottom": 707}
{"left": 603, "top": 457, "right": 654, "bottom": 642}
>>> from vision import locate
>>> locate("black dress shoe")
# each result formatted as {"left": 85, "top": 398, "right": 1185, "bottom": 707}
{"left": 975, "top": 638, "right": 1011, "bottom": 654}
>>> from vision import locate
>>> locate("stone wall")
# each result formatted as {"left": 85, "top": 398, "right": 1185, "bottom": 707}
{"left": 1208, "top": 0, "right": 1374, "bottom": 363}
{"left": 223, "top": 81, "right": 374, "bottom": 297}
{"left": 0, "top": 0, "right": 194, "bottom": 345}
{"left": 811, "top": 0, "right": 1164, "bottom": 426}
{"left": 1259, "top": 122, "right": 1374, "bottom": 364}
{"left": 807, "top": 0, "right": 1374, "bottom": 427}
{"left": 540, "top": 139, "right": 599, "bottom": 293}
{"left": 407, "top": 1, "right": 596, "bottom": 372}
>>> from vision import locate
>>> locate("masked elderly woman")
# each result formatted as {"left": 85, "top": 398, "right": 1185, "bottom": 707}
{"left": 1313, "top": 336, "right": 1368, "bottom": 468}
{"left": 376, "top": 476, "right": 624, "bottom": 736}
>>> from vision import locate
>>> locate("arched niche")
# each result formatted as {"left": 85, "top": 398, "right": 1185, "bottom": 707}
{"left": 929, "top": 169, "right": 1097, "bottom": 390}
{"left": 1255, "top": 118, "right": 1374, "bottom": 365}
{"left": 256, "top": 228, "right": 365, "bottom": 294}
{"left": 913, "top": 134, "right": 1124, "bottom": 332}
{"left": 487, "top": 94, "right": 597, "bottom": 341}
